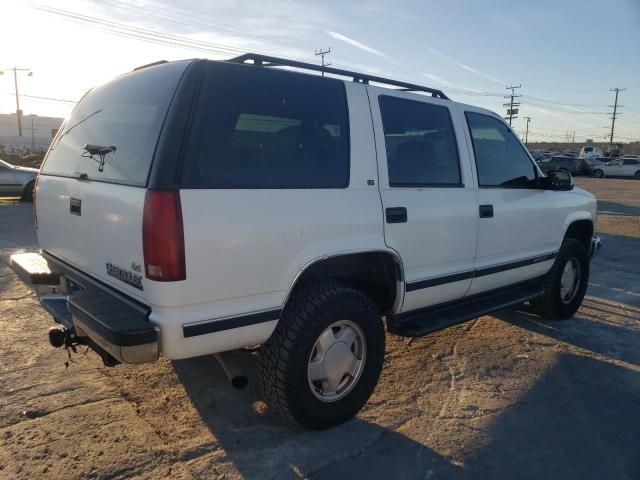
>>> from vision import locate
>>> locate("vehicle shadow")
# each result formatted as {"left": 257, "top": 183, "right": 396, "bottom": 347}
{"left": 494, "top": 303, "right": 640, "bottom": 367}
{"left": 461, "top": 350, "right": 640, "bottom": 479}
{"left": 171, "top": 354, "right": 464, "bottom": 479}
{"left": 597, "top": 200, "right": 640, "bottom": 217}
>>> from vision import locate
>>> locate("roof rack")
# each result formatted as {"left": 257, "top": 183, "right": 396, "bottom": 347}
{"left": 228, "top": 53, "right": 449, "bottom": 100}
{"left": 133, "top": 60, "right": 168, "bottom": 71}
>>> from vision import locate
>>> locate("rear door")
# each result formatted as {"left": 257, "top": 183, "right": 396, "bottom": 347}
{"left": 368, "top": 90, "right": 478, "bottom": 312}
{"left": 623, "top": 159, "right": 640, "bottom": 176}
{"left": 36, "top": 60, "right": 192, "bottom": 301}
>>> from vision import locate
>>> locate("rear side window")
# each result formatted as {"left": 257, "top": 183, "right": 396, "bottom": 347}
{"left": 465, "top": 112, "right": 537, "bottom": 188}
{"left": 42, "top": 61, "right": 190, "bottom": 186}
{"left": 379, "top": 96, "right": 461, "bottom": 187}
{"left": 181, "top": 62, "right": 349, "bottom": 188}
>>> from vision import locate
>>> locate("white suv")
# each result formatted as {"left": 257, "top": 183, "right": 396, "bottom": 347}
{"left": 11, "top": 54, "right": 600, "bottom": 429}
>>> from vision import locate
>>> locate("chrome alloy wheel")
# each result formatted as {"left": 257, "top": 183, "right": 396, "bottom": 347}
{"left": 560, "top": 257, "right": 581, "bottom": 304}
{"left": 307, "top": 320, "right": 367, "bottom": 402}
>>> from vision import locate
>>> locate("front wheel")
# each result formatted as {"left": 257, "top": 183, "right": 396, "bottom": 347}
{"left": 634, "top": 171, "right": 640, "bottom": 179}
{"left": 592, "top": 169, "right": 604, "bottom": 178}
{"left": 531, "top": 238, "right": 589, "bottom": 320}
{"left": 258, "top": 282, "right": 385, "bottom": 430}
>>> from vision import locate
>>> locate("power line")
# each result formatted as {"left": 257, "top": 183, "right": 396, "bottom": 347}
{"left": 504, "top": 84, "right": 521, "bottom": 126}
{"left": 5, "top": 92, "right": 77, "bottom": 103}
{"left": 608, "top": 87, "right": 625, "bottom": 145}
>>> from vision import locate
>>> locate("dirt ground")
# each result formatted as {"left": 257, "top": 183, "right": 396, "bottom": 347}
{"left": 1, "top": 177, "right": 639, "bottom": 480}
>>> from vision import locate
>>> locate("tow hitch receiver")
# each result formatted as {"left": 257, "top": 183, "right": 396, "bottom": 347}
{"left": 10, "top": 252, "right": 156, "bottom": 367}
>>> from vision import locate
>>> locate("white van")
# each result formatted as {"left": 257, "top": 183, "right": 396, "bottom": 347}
{"left": 579, "top": 145, "right": 603, "bottom": 159}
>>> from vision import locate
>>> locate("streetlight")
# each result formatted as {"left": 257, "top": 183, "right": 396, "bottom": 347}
{"left": 0, "top": 67, "right": 33, "bottom": 137}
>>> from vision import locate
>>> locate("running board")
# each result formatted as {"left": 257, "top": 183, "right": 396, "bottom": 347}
{"left": 388, "top": 280, "right": 543, "bottom": 337}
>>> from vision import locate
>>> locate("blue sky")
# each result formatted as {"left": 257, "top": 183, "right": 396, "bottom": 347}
{"left": 3, "top": 0, "right": 639, "bottom": 142}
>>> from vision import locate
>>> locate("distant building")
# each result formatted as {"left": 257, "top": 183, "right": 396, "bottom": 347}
{"left": 0, "top": 113, "right": 64, "bottom": 152}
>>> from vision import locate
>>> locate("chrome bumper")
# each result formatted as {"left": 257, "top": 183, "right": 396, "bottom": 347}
{"left": 589, "top": 236, "right": 601, "bottom": 258}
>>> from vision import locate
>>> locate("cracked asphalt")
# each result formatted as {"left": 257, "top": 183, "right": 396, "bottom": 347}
{"left": 1, "top": 177, "right": 639, "bottom": 479}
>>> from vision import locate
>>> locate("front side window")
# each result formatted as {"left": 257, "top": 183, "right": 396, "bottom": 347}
{"left": 624, "top": 159, "right": 639, "bottom": 165}
{"left": 379, "top": 96, "right": 461, "bottom": 187}
{"left": 465, "top": 112, "right": 537, "bottom": 188}
{"left": 181, "top": 62, "right": 349, "bottom": 188}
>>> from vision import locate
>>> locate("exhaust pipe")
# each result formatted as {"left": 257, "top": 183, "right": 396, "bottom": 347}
{"left": 213, "top": 351, "right": 248, "bottom": 389}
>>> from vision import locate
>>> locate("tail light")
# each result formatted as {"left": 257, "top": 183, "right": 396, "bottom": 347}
{"left": 33, "top": 176, "right": 39, "bottom": 229}
{"left": 142, "top": 190, "right": 186, "bottom": 281}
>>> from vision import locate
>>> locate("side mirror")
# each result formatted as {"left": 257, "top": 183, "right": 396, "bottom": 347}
{"left": 543, "top": 170, "right": 574, "bottom": 191}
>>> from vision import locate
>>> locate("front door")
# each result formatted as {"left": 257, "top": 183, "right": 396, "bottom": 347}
{"left": 369, "top": 90, "right": 478, "bottom": 312}
{"left": 0, "top": 162, "right": 18, "bottom": 196}
{"left": 462, "top": 109, "right": 561, "bottom": 296}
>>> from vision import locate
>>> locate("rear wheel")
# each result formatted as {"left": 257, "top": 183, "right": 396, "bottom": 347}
{"left": 531, "top": 238, "right": 589, "bottom": 320}
{"left": 21, "top": 181, "right": 35, "bottom": 203}
{"left": 634, "top": 171, "right": 640, "bottom": 179}
{"left": 592, "top": 169, "right": 604, "bottom": 178}
{"left": 258, "top": 282, "right": 385, "bottom": 430}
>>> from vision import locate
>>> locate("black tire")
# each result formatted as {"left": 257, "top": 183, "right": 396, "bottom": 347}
{"left": 258, "top": 282, "right": 385, "bottom": 430}
{"left": 634, "top": 171, "right": 640, "bottom": 179}
{"left": 592, "top": 169, "right": 604, "bottom": 178}
{"left": 21, "top": 181, "right": 35, "bottom": 203}
{"left": 531, "top": 238, "right": 589, "bottom": 320}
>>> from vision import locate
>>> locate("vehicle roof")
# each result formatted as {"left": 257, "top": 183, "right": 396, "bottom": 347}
{"left": 131, "top": 56, "right": 505, "bottom": 126}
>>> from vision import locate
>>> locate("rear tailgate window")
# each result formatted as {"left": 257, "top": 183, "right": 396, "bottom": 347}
{"left": 42, "top": 60, "right": 191, "bottom": 186}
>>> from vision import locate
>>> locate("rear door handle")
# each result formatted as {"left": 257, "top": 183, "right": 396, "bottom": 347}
{"left": 386, "top": 207, "right": 407, "bottom": 223}
{"left": 479, "top": 205, "right": 493, "bottom": 218}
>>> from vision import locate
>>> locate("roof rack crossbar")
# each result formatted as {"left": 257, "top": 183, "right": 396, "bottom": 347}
{"left": 228, "top": 53, "right": 449, "bottom": 100}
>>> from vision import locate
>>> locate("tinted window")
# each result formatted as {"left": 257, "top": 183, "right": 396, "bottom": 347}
{"left": 379, "top": 96, "right": 461, "bottom": 187}
{"left": 584, "top": 147, "right": 593, "bottom": 152}
{"left": 41, "top": 61, "right": 189, "bottom": 186}
{"left": 624, "top": 159, "right": 639, "bottom": 165}
{"left": 181, "top": 62, "right": 349, "bottom": 188}
{"left": 465, "top": 112, "right": 536, "bottom": 187}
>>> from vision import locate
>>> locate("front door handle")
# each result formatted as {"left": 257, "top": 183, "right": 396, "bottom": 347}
{"left": 479, "top": 205, "right": 493, "bottom": 218}
{"left": 386, "top": 207, "right": 407, "bottom": 223}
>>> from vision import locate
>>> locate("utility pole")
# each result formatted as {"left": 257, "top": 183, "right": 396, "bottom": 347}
{"left": 30, "top": 115, "right": 36, "bottom": 150}
{"left": 315, "top": 47, "right": 331, "bottom": 76}
{"left": 503, "top": 84, "right": 521, "bottom": 126}
{"left": 608, "top": 87, "right": 625, "bottom": 145}
{"left": 0, "top": 66, "right": 33, "bottom": 137}
{"left": 524, "top": 116, "right": 532, "bottom": 145}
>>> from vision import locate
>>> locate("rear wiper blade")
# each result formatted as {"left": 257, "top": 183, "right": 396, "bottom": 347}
{"left": 51, "top": 109, "right": 103, "bottom": 149}
{"left": 82, "top": 144, "right": 117, "bottom": 172}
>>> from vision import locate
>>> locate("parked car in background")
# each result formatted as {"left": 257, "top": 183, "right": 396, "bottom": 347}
{"left": 592, "top": 158, "right": 640, "bottom": 179}
{"left": 585, "top": 157, "right": 608, "bottom": 167}
{"left": 0, "top": 158, "right": 38, "bottom": 201}
{"left": 538, "top": 156, "right": 590, "bottom": 176}
{"left": 579, "top": 145, "right": 604, "bottom": 159}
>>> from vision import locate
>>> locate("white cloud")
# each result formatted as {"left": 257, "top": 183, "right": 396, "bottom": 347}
{"left": 425, "top": 46, "right": 506, "bottom": 85}
{"left": 326, "top": 31, "right": 387, "bottom": 58}
{"left": 422, "top": 72, "right": 452, "bottom": 86}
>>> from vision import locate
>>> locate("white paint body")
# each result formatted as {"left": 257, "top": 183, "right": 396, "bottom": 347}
{"left": 35, "top": 78, "right": 597, "bottom": 360}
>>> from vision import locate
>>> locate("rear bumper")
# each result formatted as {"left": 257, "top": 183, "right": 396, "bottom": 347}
{"left": 10, "top": 252, "right": 159, "bottom": 365}
{"left": 589, "top": 235, "right": 602, "bottom": 258}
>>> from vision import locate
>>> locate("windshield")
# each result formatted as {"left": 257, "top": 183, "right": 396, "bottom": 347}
{"left": 41, "top": 60, "right": 190, "bottom": 186}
